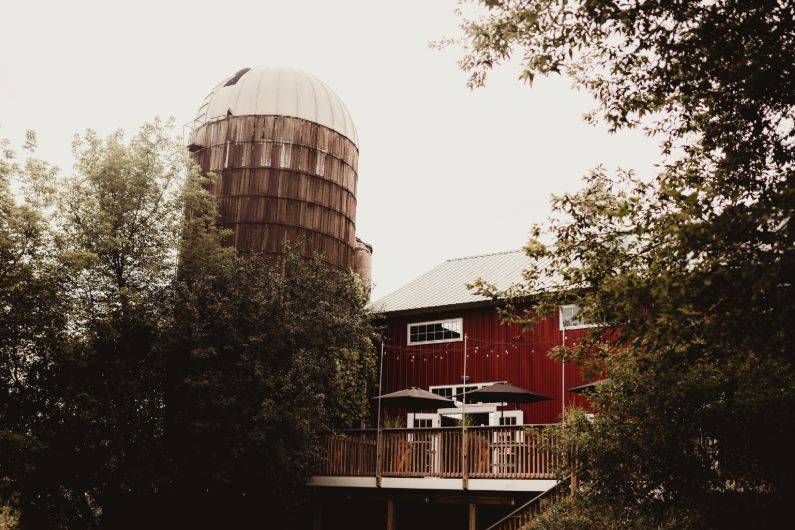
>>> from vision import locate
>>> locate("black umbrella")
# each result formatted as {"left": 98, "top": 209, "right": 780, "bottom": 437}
{"left": 372, "top": 387, "right": 455, "bottom": 410}
{"left": 568, "top": 378, "right": 611, "bottom": 394}
{"left": 456, "top": 383, "right": 552, "bottom": 425}
{"left": 457, "top": 383, "right": 553, "bottom": 404}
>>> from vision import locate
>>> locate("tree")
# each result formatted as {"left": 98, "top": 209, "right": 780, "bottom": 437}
{"left": 0, "top": 121, "right": 184, "bottom": 529}
{"left": 0, "top": 131, "right": 69, "bottom": 529}
{"left": 448, "top": 1, "right": 794, "bottom": 527}
{"left": 0, "top": 120, "right": 375, "bottom": 529}
{"left": 162, "top": 242, "right": 374, "bottom": 526}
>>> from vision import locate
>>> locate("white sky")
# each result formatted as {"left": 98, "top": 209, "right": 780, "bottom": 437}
{"left": 1, "top": 0, "right": 660, "bottom": 300}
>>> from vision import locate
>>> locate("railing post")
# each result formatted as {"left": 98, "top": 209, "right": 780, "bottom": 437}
{"left": 376, "top": 432, "right": 383, "bottom": 487}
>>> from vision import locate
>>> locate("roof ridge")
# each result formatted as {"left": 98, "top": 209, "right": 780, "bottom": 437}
{"left": 445, "top": 249, "right": 523, "bottom": 262}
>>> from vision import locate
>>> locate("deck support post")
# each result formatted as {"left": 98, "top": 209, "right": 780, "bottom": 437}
{"left": 312, "top": 501, "right": 323, "bottom": 530}
{"left": 386, "top": 498, "right": 395, "bottom": 530}
{"left": 468, "top": 503, "right": 477, "bottom": 530}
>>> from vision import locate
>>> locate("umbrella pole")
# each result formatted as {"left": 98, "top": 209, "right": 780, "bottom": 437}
{"left": 462, "top": 334, "right": 468, "bottom": 489}
{"left": 561, "top": 328, "right": 566, "bottom": 423}
{"left": 376, "top": 341, "right": 384, "bottom": 487}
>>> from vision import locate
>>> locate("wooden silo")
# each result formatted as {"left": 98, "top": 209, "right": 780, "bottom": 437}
{"left": 188, "top": 66, "right": 363, "bottom": 272}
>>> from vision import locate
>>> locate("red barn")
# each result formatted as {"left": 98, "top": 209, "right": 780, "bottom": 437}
{"left": 311, "top": 250, "right": 602, "bottom": 530}
{"left": 371, "top": 249, "right": 595, "bottom": 428}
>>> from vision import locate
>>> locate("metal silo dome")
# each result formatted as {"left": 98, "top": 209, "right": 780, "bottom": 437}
{"left": 187, "top": 65, "right": 369, "bottom": 275}
{"left": 190, "top": 65, "right": 358, "bottom": 147}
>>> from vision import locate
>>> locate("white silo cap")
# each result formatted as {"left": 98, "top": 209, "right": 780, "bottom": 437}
{"left": 192, "top": 65, "right": 358, "bottom": 147}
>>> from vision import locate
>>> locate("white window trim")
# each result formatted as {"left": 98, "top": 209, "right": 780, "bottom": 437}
{"left": 429, "top": 381, "right": 505, "bottom": 408}
{"left": 407, "top": 317, "right": 464, "bottom": 346}
{"left": 407, "top": 413, "right": 441, "bottom": 428}
{"left": 489, "top": 409, "right": 524, "bottom": 426}
{"left": 559, "top": 304, "right": 599, "bottom": 331}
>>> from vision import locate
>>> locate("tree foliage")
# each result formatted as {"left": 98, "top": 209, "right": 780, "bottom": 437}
{"left": 0, "top": 120, "right": 374, "bottom": 529}
{"left": 451, "top": 1, "right": 794, "bottom": 527}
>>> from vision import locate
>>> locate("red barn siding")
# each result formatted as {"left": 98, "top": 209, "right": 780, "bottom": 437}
{"left": 377, "top": 305, "right": 594, "bottom": 424}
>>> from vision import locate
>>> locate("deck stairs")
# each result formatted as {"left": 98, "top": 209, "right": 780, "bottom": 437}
{"left": 481, "top": 476, "right": 571, "bottom": 530}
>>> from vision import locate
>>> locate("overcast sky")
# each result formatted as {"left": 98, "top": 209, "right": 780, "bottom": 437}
{"left": 1, "top": 0, "right": 660, "bottom": 300}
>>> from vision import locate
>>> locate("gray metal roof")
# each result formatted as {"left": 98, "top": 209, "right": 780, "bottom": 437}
{"left": 371, "top": 249, "right": 545, "bottom": 314}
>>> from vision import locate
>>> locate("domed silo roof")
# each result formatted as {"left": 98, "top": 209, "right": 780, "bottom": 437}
{"left": 191, "top": 65, "right": 358, "bottom": 147}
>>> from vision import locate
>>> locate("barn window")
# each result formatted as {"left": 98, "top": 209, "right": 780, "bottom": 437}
{"left": 407, "top": 318, "right": 463, "bottom": 345}
{"left": 430, "top": 382, "right": 501, "bottom": 406}
{"left": 430, "top": 387, "right": 454, "bottom": 399}
{"left": 559, "top": 305, "right": 598, "bottom": 330}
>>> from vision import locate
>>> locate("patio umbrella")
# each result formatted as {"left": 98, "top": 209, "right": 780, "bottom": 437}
{"left": 372, "top": 387, "right": 455, "bottom": 410}
{"left": 456, "top": 383, "right": 552, "bottom": 425}
{"left": 457, "top": 383, "right": 552, "bottom": 404}
{"left": 568, "top": 378, "right": 612, "bottom": 394}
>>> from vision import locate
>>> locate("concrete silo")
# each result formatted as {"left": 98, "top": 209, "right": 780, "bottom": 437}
{"left": 188, "top": 66, "right": 370, "bottom": 277}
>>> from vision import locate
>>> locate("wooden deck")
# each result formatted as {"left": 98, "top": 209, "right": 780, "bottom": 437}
{"left": 316, "top": 425, "right": 560, "bottom": 481}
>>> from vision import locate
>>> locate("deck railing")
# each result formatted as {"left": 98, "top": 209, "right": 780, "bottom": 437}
{"left": 319, "top": 430, "right": 377, "bottom": 477}
{"left": 316, "top": 425, "right": 560, "bottom": 480}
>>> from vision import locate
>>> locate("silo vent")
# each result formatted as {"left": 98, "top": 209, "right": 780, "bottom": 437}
{"left": 224, "top": 67, "right": 250, "bottom": 87}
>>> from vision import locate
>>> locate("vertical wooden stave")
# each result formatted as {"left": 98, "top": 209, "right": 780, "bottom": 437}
{"left": 190, "top": 115, "right": 358, "bottom": 271}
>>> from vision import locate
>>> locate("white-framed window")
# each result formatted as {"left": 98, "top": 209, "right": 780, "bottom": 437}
{"left": 407, "top": 317, "right": 463, "bottom": 345}
{"left": 489, "top": 410, "right": 524, "bottom": 426}
{"left": 407, "top": 413, "right": 440, "bottom": 429}
{"left": 559, "top": 305, "right": 598, "bottom": 330}
{"left": 429, "top": 386, "right": 454, "bottom": 400}
{"left": 429, "top": 381, "right": 504, "bottom": 407}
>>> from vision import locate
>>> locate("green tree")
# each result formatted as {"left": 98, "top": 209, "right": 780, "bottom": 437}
{"left": 0, "top": 120, "right": 375, "bottom": 529}
{"left": 449, "top": 1, "right": 794, "bottom": 527}
{"left": 163, "top": 241, "right": 374, "bottom": 526}
{"left": 0, "top": 131, "right": 69, "bottom": 529}
{"left": 1, "top": 121, "right": 184, "bottom": 529}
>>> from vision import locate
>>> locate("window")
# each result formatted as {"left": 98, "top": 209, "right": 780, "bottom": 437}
{"left": 429, "top": 382, "right": 504, "bottom": 407}
{"left": 488, "top": 410, "right": 523, "bottom": 427}
{"left": 407, "top": 413, "right": 440, "bottom": 429}
{"left": 407, "top": 318, "right": 463, "bottom": 345}
{"left": 498, "top": 415, "right": 518, "bottom": 426}
{"left": 430, "top": 387, "right": 454, "bottom": 399}
{"left": 559, "top": 305, "right": 598, "bottom": 330}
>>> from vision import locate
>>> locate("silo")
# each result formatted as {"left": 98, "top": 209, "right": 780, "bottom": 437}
{"left": 353, "top": 237, "right": 373, "bottom": 286}
{"left": 188, "top": 66, "right": 364, "bottom": 272}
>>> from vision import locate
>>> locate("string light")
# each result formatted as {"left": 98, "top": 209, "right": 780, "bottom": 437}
{"left": 378, "top": 336, "right": 572, "bottom": 360}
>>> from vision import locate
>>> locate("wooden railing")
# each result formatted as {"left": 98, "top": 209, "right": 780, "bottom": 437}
{"left": 316, "top": 425, "right": 559, "bottom": 480}
{"left": 483, "top": 475, "right": 571, "bottom": 530}
{"left": 466, "top": 426, "right": 560, "bottom": 479}
{"left": 318, "top": 430, "right": 377, "bottom": 476}
{"left": 381, "top": 427, "right": 464, "bottom": 477}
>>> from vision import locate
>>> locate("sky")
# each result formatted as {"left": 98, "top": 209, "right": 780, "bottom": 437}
{"left": 1, "top": 0, "right": 661, "bottom": 301}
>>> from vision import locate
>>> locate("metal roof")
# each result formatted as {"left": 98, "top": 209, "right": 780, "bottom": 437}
{"left": 371, "top": 249, "right": 547, "bottom": 315}
{"left": 191, "top": 65, "right": 358, "bottom": 146}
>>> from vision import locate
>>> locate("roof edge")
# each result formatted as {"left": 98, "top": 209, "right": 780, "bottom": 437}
{"left": 370, "top": 299, "right": 498, "bottom": 319}
{"left": 445, "top": 248, "right": 524, "bottom": 262}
